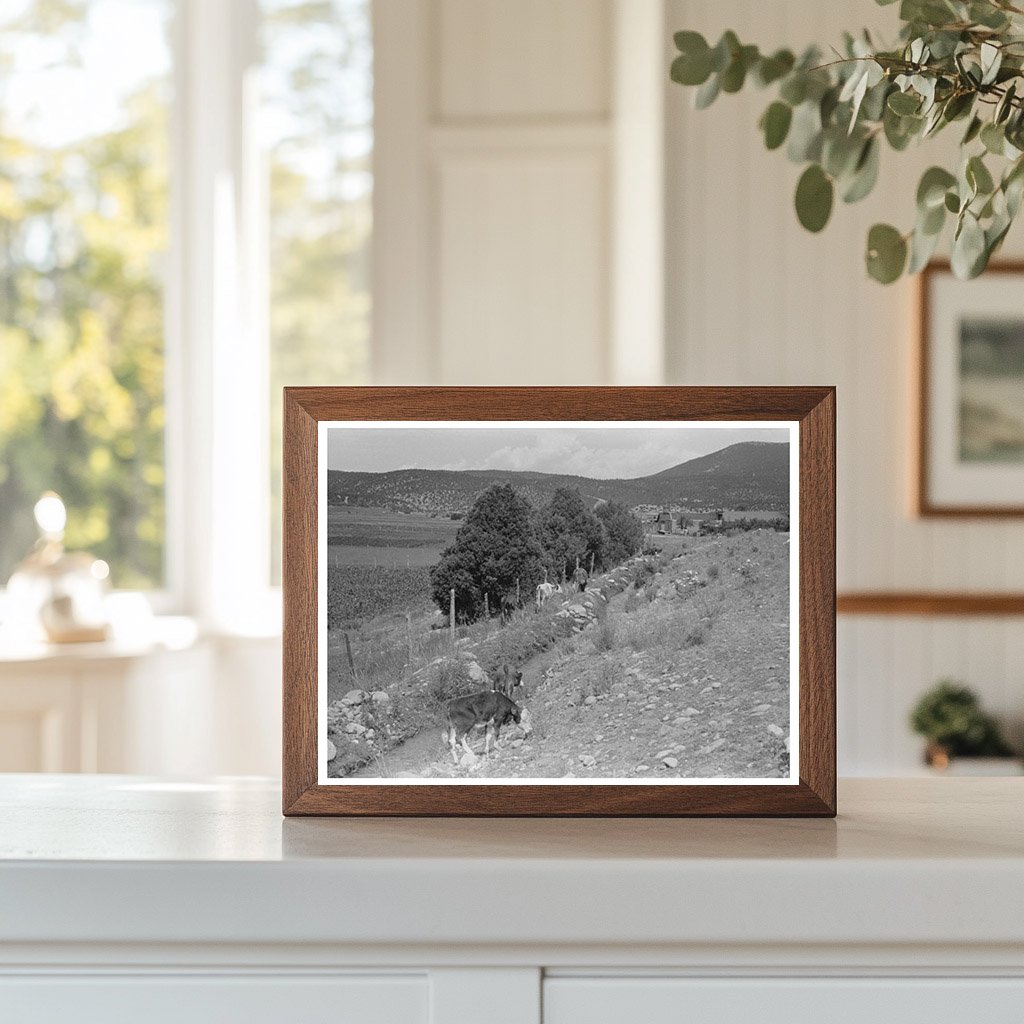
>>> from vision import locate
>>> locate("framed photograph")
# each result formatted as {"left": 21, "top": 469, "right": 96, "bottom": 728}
{"left": 283, "top": 387, "right": 835, "bottom": 816}
{"left": 918, "top": 261, "right": 1024, "bottom": 516}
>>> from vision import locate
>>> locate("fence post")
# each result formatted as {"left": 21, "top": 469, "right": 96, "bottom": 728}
{"left": 484, "top": 593, "right": 489, "bottom": 619}
{"left": 450, "top": 589, "right": 456, "bottom": 647}
{"left": 406, "top": 612, "right": 413, "bottom": 670}
{"left": 516, "top": 578, "right": 520, "bottom": 605}
{"left": 343, "top": 631, "right": 358, "bottom": 685}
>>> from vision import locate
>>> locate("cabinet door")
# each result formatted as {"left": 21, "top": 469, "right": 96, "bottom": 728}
{"left": 544, "top": 977, "right": 1024, "bottom": 1024}
{"left": 0, "top": 974, "right": 427, "bottom": 1024}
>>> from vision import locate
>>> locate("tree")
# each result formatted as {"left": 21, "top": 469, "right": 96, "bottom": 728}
{"left": 537, "top": 487, "right": 605, "bottom": 580}
{"left": 429, "top": 483, "right": 544, "bottom": 621}
{"left": 595, "top": 500, "right": 644, "bottom": 566}
{"left": 670, "top": 1, "right": 1024, "bottom": 283}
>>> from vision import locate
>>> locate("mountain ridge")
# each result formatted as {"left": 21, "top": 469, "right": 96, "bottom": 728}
{"left": 327, "top": 441, "right": 789, "bottom": 514}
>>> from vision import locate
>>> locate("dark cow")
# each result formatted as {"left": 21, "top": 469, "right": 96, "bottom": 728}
{"left": 444, "top": 690, "right": 522, "bottom": 762}
{"left": 492, "top": 663, "right": 523, "bottom": 698}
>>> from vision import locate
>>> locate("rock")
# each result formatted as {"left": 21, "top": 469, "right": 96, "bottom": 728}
{"left": 344, "top": 722, "right": 367, "bottom": 736}
{"left": 510, "top": 738, "right": 524, "bottom": 748}
{"left": 326, "top": 739, "right": 337, "bottom": 761}
{"left": 584, "top": 695, "right": 597, "bottom": 706}
{"left": 767, "top": 724, "right": 785, "bottom": 737}
{"left": 364, "top": 729, "right": 375, "bottom": 741}
{"left": 662, "top": 756, "right": 679, "bottom": 769}
{"left": 459, "top": 750, "right": 480, "bottom": 768}
{"left": 370, "top": 691, "right": 391, "bottom": 704}
{"left": 636, "top": 764, "right": 650, "bottom": 772}
{"left": 656, "top": 748, "right": 675, "bottom": 759}
{"left": 685, "top": 708, "right": 701, "bottom": 715}
{"left": 699, "top": 738, "right": 727, "bottom": 755}
{"left": 341, "top": 689, "right": 368, "bottom": 706}
{"left": 595, "top": 734, "right": 604, "bottom": 742}
{"left": 579, "top": 754, "right": 597, "bottom": 768}
{"left": 467, "top": 661, "right": 488, "bottom": 684}
{"left": 751, "top": 703, "right": 771, "bottom": 715}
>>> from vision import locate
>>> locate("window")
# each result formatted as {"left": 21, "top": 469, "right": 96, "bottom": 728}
{"left": 262, "top": 0, "right": 373, "bottom": 581}
{"left": 0, "top": 0, "right": 373, "bottom": 617}
{"left": 0, "top": 0, "right": 172, "bottom": 589}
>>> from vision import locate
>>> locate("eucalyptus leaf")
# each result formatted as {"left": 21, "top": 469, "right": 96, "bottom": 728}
{"left": 694, "top": 73, "right": 721, "bottom": 109}
{"left": 951, "top": 211, "right": 987, "bottom": 278}
{"left": 795, "top": 164, "right": 834, "bottom": 232}
{"left": 760, "top": 101, "right": 793, "bottom": 150}
{"left": 967, "top": 154, "right": 995, "bottom": 195}
{"left": 917, "top": 166, "right": 957, "bottom": 210}
{"left": 787, "top": 101, "right": 823, "bottom": 162}
{"left": 842, "top": 137, "right": 881, "bottom": 203}
{"left": 754, "top": 49, "right": 795, "bottom": 87}
{"left": 866, "top": 223, "right": 908, "bottom": 283}
{"left": 908, "top": 221, "right": 943, "bottom": 273}
{"left": 888, "top": 90, "right": 921, "bottom": 115}
{"left": 981, "top": 121, "right": 1006, "bottom": 155}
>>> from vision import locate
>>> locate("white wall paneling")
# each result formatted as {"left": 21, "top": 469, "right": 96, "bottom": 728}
{"left": 374, "top": 0, "right": 666, "bottom": 386}
{"left": 665, "top": 0, "right": 1024, "bottom": 774}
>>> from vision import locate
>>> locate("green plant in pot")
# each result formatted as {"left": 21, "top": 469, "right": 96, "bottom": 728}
{"left": 909, "top": 679, "right": 1015, "bottom": 767}
{"left": 670, "top": 0, "right": 1024, "bottom": 283}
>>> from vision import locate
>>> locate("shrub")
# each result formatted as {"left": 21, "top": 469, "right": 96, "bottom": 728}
{"left": 705, "top": 563, "right": 720, "bottom": 582}
{"left": 910, "top": 681, "right": 1014, "bottom": 758}
{"left": 593, "top": 618, "right": 617, "bottom": 653}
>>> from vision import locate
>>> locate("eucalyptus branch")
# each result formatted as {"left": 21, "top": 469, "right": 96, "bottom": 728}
{"left": 670, "top": 0, "right": 1024, "bottom": 283}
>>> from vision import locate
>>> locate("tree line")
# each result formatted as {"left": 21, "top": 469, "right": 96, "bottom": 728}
{"left": 429, "top": 483, "right": 644, "bottom": 622}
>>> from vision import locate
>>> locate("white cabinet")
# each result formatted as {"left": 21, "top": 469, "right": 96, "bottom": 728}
{"left": 544, "top": 977, "right": 1024, "bottom": 1024}
{"left": 0, "top": 975, "right": 427, "bottom": 1024}
{"left": 2, "top": 778, "right": 1023, "bottom": 1023}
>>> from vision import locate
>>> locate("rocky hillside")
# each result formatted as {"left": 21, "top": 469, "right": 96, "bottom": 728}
{"left": 337, "top": 528, "right": 791, "bottom": 782}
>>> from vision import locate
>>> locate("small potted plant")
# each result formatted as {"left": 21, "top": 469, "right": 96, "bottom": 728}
{"left": 910, "top": 680, "right": 1019, "bottom": 773}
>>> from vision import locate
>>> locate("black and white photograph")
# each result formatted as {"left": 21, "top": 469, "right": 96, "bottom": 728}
{"left": 318, "top": 422, "right": 798, "bottom": 784}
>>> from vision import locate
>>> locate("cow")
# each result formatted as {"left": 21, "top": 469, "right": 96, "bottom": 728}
{"left": 535, "top": 581, "right": 558, "bottom": 609}
{"left": 492, "top": 663, "right": 523, "bottom": 698}
{"left": 444, "top": 691, "right": 522, "bottom": 762}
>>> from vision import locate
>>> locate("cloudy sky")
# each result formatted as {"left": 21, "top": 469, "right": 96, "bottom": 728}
{"left": 327, "top": 424, "right": 791, "bottom": 479}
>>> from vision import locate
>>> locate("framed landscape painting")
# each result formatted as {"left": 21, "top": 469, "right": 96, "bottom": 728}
{"left": 918, "top": 262, "right": 1024, "bottom": 516}
{"left": 282, "top": 387, "right": 836, "bottom": 816}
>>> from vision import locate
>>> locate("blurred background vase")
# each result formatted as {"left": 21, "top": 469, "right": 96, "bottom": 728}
{"left": 5, "top": 493, "right": 111, "bottom": 645}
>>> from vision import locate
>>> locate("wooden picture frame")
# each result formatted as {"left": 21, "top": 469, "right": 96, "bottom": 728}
{"left": 283, "top": 387, "right": 836, "bottom": 817}
{"left": 917, "top": 260, "right": 1024, "bottom": 517}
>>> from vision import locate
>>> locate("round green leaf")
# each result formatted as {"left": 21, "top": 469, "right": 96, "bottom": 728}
{"left": 944, "top": 190, "right": 960, "bottom": 214}
{"left": 887, "top": 91, "right": 920, "bottom": 116}
{"left": 866, "top": 223, "right": 908, "bottom": 284}
{"left": 671, "top": 32, "right": 712, "bottom": 86}
{"left": 795, "top": 164, "right": 834, "bottom": 233}
{"left": 967, "top": 155, "right": 995, "bottom": 196}
{"left": 760, "top": 101, "right": 792, "bottom": 150}
{"left": 917, "top": 166, "right": 957, "bottom": 211}
{"left": 981, "top": 122, "right": 1005, "bottom": 156}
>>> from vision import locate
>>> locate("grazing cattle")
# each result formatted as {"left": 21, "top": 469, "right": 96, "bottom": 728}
{"left": 493, "top": 663, "right": 523, "bottom": 697}
{"left": 535, "top": 581, "right": 558, "bottom": 609}
{"left": 444, "top": 691, "right": 522, "bottom": 762}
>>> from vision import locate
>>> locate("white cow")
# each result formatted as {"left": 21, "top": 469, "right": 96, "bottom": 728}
{"left": 535, "top": 581, "right": 558, "bottom": 610}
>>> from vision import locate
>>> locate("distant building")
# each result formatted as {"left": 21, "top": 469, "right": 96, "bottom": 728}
{"left": 654, "top": 509, "right": 674, "bottom": 534}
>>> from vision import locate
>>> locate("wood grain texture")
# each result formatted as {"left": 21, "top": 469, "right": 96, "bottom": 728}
{"left": 838, "top": 592, "right": 1024, "bottom": 616}
{"left": 916, "top": 260, "right": 1024, "bottom": 518}
{"left": 282, "top": 387, "right": 836, "bottom": 817}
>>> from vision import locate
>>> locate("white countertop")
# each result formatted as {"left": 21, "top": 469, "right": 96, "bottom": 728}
{"left": 1, "top": 776, "right": 1022, "bottom": 951}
